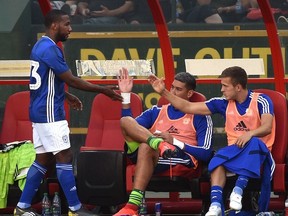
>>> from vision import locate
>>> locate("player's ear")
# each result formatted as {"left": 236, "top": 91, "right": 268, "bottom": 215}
{"left": 51, "top": 22, "right": 58, "bottom": 30}
{"left": 236, "top": 83, "right": 241, "bottom": 92}
{"left": 187, "top": 90, "right": 194, "bottom": 99}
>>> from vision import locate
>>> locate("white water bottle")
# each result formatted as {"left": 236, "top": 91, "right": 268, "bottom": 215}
{"left": 42, "top": 193, "right": 51, "bottom": 216}
{"left": 51, "top": 192, "right": 61, "bottom": 216}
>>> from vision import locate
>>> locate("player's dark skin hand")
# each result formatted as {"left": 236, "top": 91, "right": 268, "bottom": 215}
{"left": 101, "top": 85, "right": 123, "bottom": 101}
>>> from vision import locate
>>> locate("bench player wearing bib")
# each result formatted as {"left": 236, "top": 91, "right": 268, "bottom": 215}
{"left": 114, "top": 68, "right": 213, "bottom": 216}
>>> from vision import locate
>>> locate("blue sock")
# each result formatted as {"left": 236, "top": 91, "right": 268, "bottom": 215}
{"left": 210, "top": 185, "right": 223, "bottom": 207}
{"left": 56, "top": 163, "right": 81, "bottom": 211}
{"left": 234, "top": 175, "right": 249, "bottom": 195}
{"left": 17, "top": 162, "right": 47, "bottom": 209}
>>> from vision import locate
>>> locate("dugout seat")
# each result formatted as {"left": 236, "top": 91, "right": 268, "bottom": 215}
{"left": 76, "top": 91, "right": 143, "bottom": 207}
{"left": 224, "top": 89, "right": 288, "bottom": 212}
{"left": 0, "top": 91, "right": 32, "bottom": 143}
{"left": 252, "top": 89, "right": 287, "bottom": 211}
{"left": 77, "top": 90, "right": 211, "bottom": 214}
{"left": 0, "top": 91, "right": 42, "bottom": 214}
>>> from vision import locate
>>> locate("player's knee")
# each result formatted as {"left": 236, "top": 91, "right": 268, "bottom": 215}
{"left": 120, "top": 116, "right": 133, "bottom": 128}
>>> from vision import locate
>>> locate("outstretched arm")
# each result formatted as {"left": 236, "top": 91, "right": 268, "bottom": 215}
{"left": 58, "top": 70, "right": 123, "bottom": 101}
{"left": 148, "top": 74, "right": 212, "bottom": 115}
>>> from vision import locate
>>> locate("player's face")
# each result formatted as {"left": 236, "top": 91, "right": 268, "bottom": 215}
{"left": 170, "top": 80, "right": 191, "bottom": 100}
{"left": 56, "top": 15, "right": 72, "bottom": 42}
{"left": 220, "top": 77, "right": 238, "bottom": 100}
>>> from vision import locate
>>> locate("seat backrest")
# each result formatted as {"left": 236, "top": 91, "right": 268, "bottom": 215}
{"left": 0, "top": 91, "right": 32, "bottom": 144}
{"left": 254, "top": 89, "right": 288, "bottom": 164}
{"left": 158, "top": 91, "right": 206, "bottom": 106}
{"left": 85, "top": 91, "right": 143, "bottom": 150}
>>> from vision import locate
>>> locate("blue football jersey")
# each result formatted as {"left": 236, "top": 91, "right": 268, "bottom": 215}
{"left": 29, "top": 36, "right": 69, "bottom": 123}
{"left": 205, "top": 90, "right": 274, "bottom": 117}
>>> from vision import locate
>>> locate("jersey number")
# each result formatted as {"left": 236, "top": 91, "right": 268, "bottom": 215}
{"left": 29, "top": 60, "right": 41, "bottom": 90}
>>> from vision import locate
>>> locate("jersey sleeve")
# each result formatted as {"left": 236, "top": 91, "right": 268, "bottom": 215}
{"left": 258, "top": 93, "right": 274, "bottom": 116}
{"left": 183, "top": 114, "right": 214, "bottom": 162}
{"left": 44, "top": 46, "right": 69, "bottom": 74}
{"left": 205, "top": 97, "right": 228, "bottom": 116}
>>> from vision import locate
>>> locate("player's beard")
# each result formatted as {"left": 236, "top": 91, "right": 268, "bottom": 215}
{"left": 57, "top": 34, "right": 68, "bottom": 42}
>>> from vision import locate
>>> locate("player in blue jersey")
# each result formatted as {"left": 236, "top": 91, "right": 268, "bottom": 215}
{"left": 149, "top": 66, "right": 275, "bottom": 216}
{"left": 14, "top": 9, "right": 122, "bottom": 216}
{"left": 114, "top": 68, "right": 213, "bottom": 216}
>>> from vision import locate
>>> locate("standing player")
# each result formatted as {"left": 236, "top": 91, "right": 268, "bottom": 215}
{"left": 14, "top": 9, "right": 122, "bottom": 216}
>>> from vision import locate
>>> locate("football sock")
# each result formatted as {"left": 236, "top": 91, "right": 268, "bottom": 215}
{"left": 56, "top": 163, "right": 81, "bottom": 211}
{"left": 146, "top": 136, "right": 163, "bottom": 150}
{"left": 127, "top": 189, "right": 144, "bottom": 207}
{"left": 17, "top": 161, "right": 47, "bottom": 209}
{"left": 234, "top": 175, "right": 249, "bottom": 195}
{"left": 210, "top": 185, "right": 223, "bottom": 207}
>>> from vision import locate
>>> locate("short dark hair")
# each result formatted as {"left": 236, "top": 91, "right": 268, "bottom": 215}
{"left": 174, "top": 72, "right": 196, "bottom": 90}
{"left": 44, "top": 9, "right": 68, "bottom": 28}
{"left": 219, "top": 66, "right": 247, "bottom": 89}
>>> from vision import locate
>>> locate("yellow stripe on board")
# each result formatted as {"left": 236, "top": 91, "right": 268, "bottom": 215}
{"left": 58, "top": 30, "right": 288, "bottom": 39}
{"left": 70, "top": 128, "right": 88, "bottom": 134}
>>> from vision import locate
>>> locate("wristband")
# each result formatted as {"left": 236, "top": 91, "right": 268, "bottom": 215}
{"left": 173, "top": 138, "right": 185, "bottom": 150}
{"left": 121, "top": 92, "right": 131, "bottom": 104}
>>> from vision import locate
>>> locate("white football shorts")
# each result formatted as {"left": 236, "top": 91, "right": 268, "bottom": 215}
{"left": 33, "top": 120, "right": 71, "bottom": 155}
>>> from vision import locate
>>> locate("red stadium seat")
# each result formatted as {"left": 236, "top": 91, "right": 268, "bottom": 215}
{"left": 76, "top": 91, "right": 143, "bottom": 207}
{"left": 82, "top": 91, "right": 143, "bottom": 151}
{"left": 0, "top": 91, "right": 32, "bottom": 143}
{"left": 253, "top": 89, "right": 287, "bottom": 211}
